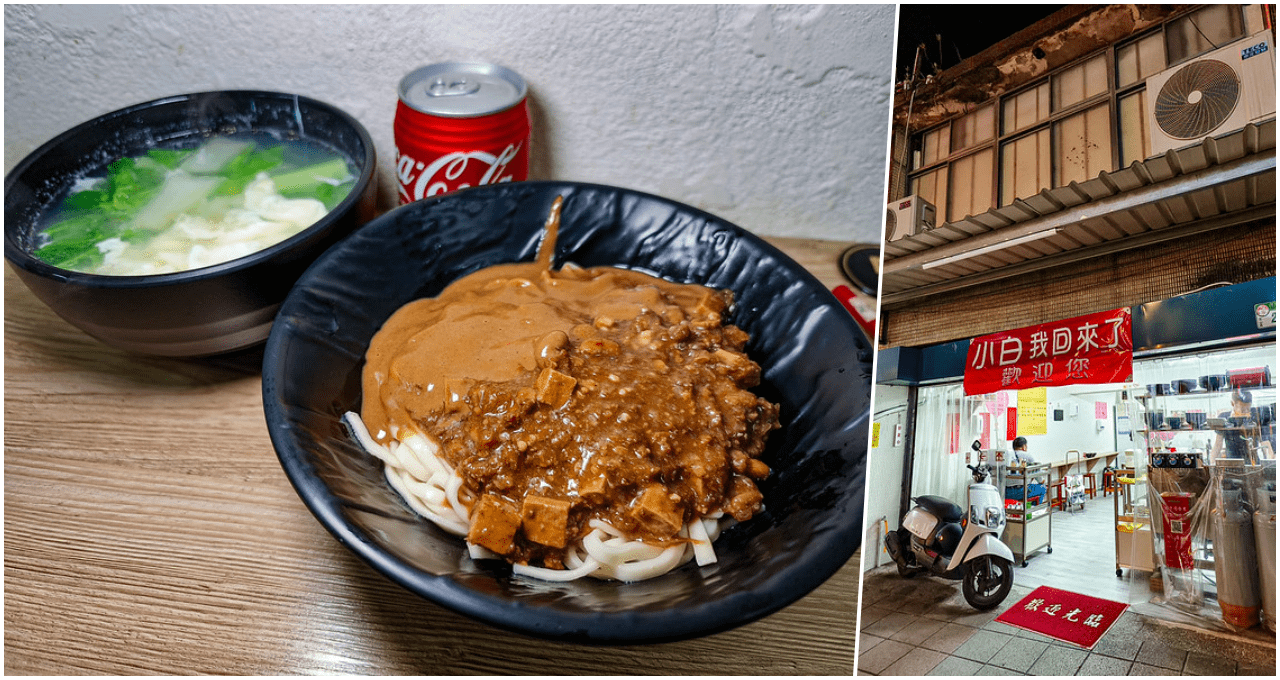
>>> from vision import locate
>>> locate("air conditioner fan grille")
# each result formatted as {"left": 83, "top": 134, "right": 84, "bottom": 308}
{"left": 1153, "top": 59, "right": 1241, "bottom": 140}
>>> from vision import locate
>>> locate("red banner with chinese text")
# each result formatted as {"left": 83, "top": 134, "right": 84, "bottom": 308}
{"left": 964, "top": 307, "right": 1133, "bottom": 395}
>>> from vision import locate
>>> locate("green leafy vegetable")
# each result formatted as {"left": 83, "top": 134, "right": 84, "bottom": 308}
{"left": 215, "top": 145, "right": 285, "bottom": 196}
{"left": 270, "top": 158, "right": 349, "bottom": 190}
{"left": 146, "top": 148, "right": 195, "bottom": 170}
{"left": 33, "top": 155, "right": 169, "bottom": 267}
{"left": 32, "top": 212, "right": 111, "bottom": 269}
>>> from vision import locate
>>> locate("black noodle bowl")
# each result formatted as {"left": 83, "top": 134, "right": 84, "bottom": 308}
{"left": 262, "top": 181, "right": 871, "bottom": 643}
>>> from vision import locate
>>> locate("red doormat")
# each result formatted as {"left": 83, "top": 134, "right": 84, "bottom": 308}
{"left": 995, "top": 586, "right": 1128, "bottom": 649}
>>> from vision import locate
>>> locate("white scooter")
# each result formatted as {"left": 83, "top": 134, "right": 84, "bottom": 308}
{"left": 885, "top": 440, "right": 1016, "bottom": 610}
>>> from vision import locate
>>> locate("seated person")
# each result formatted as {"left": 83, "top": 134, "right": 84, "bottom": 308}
{"left": 1004, "top": 437, "right": 1046, "bottom": 503}
{"left": 1010, "top": 436, "right": 1035, "bottom": 465}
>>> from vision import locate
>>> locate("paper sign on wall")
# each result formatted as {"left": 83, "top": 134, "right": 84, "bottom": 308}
{"left": 1020, "top": 387, "right": 1048, "bottom": 436}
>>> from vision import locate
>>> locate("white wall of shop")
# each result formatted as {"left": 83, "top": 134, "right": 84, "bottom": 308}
{"left": 3, "top": 4, "right": 896, "bottom": 243}
{"left": 1005, "top": 387, "right": 1128, "bottom": 464}
{"left": 863, "top": 383, "right": 910, "bottom": 572}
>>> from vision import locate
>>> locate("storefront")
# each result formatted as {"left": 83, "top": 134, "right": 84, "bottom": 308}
{"left": 869, "top": 276, "right": 1276, "bottom": 635}
{"left": 860, "top": 5, "right": 1274, "bottom": 673}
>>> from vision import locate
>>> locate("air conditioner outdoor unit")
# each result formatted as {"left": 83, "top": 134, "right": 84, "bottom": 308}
{"left": 885, "top": 195, "right": 937, "bottom": 242}
{"left": 1145, "top": 30, "right": 1276, "bottom": 156}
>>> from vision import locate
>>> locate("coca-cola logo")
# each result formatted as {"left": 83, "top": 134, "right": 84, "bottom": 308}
{"left": 396, "top": 142, "right": 522, "bottom": 202}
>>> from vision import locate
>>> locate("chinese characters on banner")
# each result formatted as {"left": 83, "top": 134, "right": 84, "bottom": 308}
{"left": 964, "top": 307, "right": 1133, "bottom": 395}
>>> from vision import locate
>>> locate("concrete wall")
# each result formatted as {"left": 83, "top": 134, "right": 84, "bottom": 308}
{"left": 4, "top": 4, "right": 896, "bottom": 243}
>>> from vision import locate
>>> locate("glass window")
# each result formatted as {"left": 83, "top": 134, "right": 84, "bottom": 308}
{"left": 952, "top": 105, "right": 995, "bottom": 153}
{"left": 1132, "top": 344, "right": 1276, "bottom": 463}
{"left": 950, "top": 148, "right": 994, "bottom": 221}
{"left": 1054, "top": 103, "right": 1113, "bottom": 186}
{"left": 1117, "top": 32, "right": 1166, "bottom": 87}
{"left": 1002, "top": 82, "right": 1050, "bottom": 134}
{"left": 1001, "top": 129, "right": 1051, "bottom": 206}
{"left": 911, "top": 166, "right": 949, "bottom": 225}
{"left": 1053, "top": 54, "right": 1108, "bottom": 111}
{"left": 918, "top": 125, "right": 951, "bottom": 169}
{"left": 1166, "top": 5, "right": 1246, "bottom": 64}
{"left": 1118, "top": 91, "right": 1150, "bottom": 167}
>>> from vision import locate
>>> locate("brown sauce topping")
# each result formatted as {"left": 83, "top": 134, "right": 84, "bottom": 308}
{"left": 361, "top": 198, "right": 779, "bottom": 569}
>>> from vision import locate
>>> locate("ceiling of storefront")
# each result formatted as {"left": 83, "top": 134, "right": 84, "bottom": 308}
{"left": 881, "top": 118, "right": 1278, "bottom": 306}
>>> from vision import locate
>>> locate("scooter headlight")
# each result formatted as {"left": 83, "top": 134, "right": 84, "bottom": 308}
{"left": 986, "top": 506, "right": 1004, "bottom": 528}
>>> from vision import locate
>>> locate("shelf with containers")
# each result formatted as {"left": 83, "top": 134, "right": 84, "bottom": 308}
{"left": 1131, "top": 347, "right": 1275, "bottom": 464}
{"left": 1124, "top": 343, "right": 1277, "bottom": 629}
{"left": 994, "top": 461, "right": 1053, "bottom": 567}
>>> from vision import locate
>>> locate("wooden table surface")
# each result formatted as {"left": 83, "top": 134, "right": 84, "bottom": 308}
{"left": 4, "top": 237, "right": 864, "bottom": 675}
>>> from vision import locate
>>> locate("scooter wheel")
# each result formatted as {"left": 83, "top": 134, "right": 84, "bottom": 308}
{"left": 896, "top": 556, "right": 921, "bottom": 578}
{"left": 962, "top": 555, "right": 1014, "bottom": 611}
{"left": 886, "top": 530, "right": 920, "bottom": 578}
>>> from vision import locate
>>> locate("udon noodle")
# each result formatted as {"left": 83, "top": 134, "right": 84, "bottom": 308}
{"left": 343, "top": 412, "right": 731, "bottom": 581}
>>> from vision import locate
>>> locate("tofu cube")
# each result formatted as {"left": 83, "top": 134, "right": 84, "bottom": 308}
{"left": 521, "top": 495, "right": 573, "bottom": 549}
{"left": 467, "top": 494, "right": 521, "bottom": 555}
{"left": 578, "top": 475, "right": 608, "bottom": 501}
{"left": 628, "top": 485, "right": 685, "bottom": 539}
{"left": 536, "top": 367, "right": 577, "bottom": 409}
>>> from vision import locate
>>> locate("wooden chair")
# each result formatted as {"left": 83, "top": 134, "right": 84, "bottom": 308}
{"left": 1077, "top": 452, "right": 1100, "bottom": 499}
{"left": 1050, "top": 477, "right": 1066, "bottom": 510}
{"left": 1102, "top": 469, "right": 1118, "bottom": 496}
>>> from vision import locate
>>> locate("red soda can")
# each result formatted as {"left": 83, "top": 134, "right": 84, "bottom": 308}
{"left": 394, "top": 62, "right": 530, "bottom": 203}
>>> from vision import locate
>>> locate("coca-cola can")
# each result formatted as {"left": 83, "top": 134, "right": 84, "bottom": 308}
{"left": 394, "top": 61, "right": 530, "bottom": 203}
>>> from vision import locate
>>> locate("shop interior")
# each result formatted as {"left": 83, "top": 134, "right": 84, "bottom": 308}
{"left": 869, "top": 341, "right": 1276, "bottom": 639}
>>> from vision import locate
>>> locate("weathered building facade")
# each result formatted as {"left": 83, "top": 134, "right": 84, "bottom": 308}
{"left": 880, "top": 4, "right": 1276, "bottom": 350}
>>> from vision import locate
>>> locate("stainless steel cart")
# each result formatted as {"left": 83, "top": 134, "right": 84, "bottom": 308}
{"left": 999, "top": 462, "right": 1053, "bottom": 567}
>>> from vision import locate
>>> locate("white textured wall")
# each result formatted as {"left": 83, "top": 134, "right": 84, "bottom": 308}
{"left": 4, "top": 4, "right": 895, "bottom": 242}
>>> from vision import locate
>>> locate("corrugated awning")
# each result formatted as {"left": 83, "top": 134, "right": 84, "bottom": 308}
{"left": 881, "top": 118, "right": 1277, "bottom": 305}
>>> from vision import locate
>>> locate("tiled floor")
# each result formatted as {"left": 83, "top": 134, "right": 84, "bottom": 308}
{"left": 857, "top": 567, "right": 1276, "bottom": 676}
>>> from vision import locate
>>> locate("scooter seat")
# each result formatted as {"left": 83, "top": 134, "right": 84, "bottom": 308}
{"left": 913, "top": 495, "right": 965, "bottom": 523}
